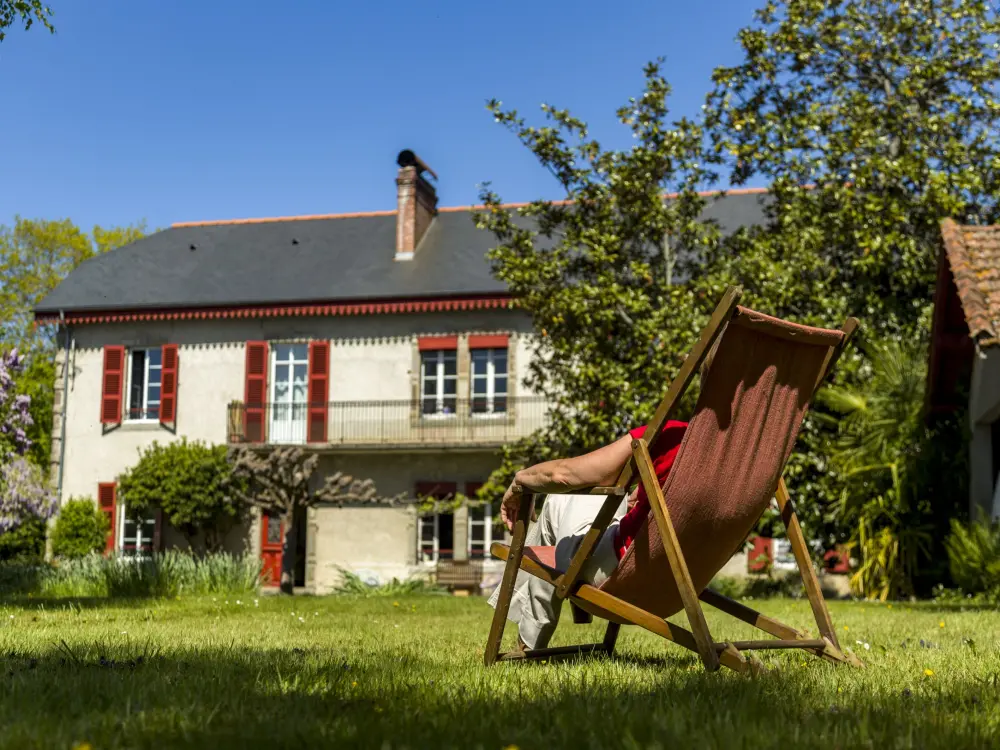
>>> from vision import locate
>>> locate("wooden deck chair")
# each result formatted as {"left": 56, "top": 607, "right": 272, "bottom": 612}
{"left": 484, "top": 286, "right": 865, "bottom": 674}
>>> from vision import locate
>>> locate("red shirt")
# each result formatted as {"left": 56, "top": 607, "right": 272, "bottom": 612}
{"left": 613, "top": 420, "right": 688, "bottom": 559}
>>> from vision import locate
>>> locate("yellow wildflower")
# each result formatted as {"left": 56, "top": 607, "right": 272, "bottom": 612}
{"left": 939, "top": 621, "right": 945, "bottom": 628}
{"left": 924, "top": 669, "right": 934, "bottom": 677}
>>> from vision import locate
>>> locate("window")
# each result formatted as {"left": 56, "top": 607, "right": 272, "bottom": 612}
{"left": 270, "top": 343, "right": 309, "bottom": 443}
{"left": 118, "top": 505, "right": 157, "bottom": 559}
{"left": 421, "top": 350, "right": 457, "bottom": 416}
{"left": 471, "top": 348, "right": 507, "bottom": 414}
{"left": 417, "top": 513, "right": 454, "bottom": 563}
{"left": 468, "top": 503, "right": 493, "bottom": 559}
{"left": 125, "top": 348, "right": 162, "bottom": 421}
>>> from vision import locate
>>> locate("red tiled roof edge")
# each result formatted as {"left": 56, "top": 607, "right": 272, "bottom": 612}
{"left": 34, "top": 295, "right": 515, "bottom": 327}
{"left": 940, "top": 218, "right": 999, "bottom": 347}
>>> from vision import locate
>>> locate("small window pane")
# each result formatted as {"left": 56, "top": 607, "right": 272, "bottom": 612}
{"left": 146, "top": 348, "right": 162, "bottom": 368}
{"left": 472, "top": 379, "right": 488, "bottom": 395}
{"left": 493, "top": 396, "right": 508, "bottom": 413}
{"left": 471, "top": 351, "right": 488, "bottom": 375}
{"left": 423, "top": 380, "right": 437, "bottom": 396}
{"left": 493, "top": 350, "right": 508, "bottom": 375}
{"left": 470, "top": 526, "right": 485, "bottom": 543}
{"left": 443, "top": 379, "right": 456, "bottom": 396}
{"left": 494, "top": 376, "right": 508, "bottom": 394}
{"left": 442, "top": 397, "right": 457, "bottom": 413}
{"left": 291, "top": 343, "right": 308, "bottom": 361}
{"left": 443, "top": 359, "right": 457, "bottom": 377}
{"left": 147, "top": 385, "right": 161, "bottom": 403}
{"left": 422, "top": 398, "right": 438, "bottom": 415}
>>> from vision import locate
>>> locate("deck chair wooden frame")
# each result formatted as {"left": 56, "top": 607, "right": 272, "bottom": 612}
{"left": 484, "top": 286, "right": 864, "bottom": 673}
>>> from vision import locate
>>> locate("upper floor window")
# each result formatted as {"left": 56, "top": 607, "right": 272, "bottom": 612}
{"left": 270, "top": 343, "right": 309, "bottom": 444}
{"left": 421, "top": 349, "right": 457, "bottom": 416}
{"left": 126, "top": 348, "right": 161, "bottom": 421}
{"left": 471, "top": 348, "right": 507, "bottom": 414}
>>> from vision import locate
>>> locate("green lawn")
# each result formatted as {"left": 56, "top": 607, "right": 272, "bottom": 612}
{"left": 0, "top": 594, "right": 998, "bottom": 749}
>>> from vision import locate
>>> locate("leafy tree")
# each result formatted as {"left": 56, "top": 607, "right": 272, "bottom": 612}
{"left": 0, "top": 0, "right": 53, "bottom": 42}
{"left": 1, "top": 217, "right": 147, "bottom": 352}
{"left": 0, "top": 218, "right": 146, "bottom": 473}
{"left": 226, "top": 446, "right": 405, "bottom": 594}
{"left": 118, "top": 439, "right": 250, "bottom": 554}
{"left": 693, "top": 0, "right": 1000, "bottom": 563}
{"left": 50, "top": 497, "right": 108, "bottom": 559}
{"left": 472, "top": 60, "right": 721, "bottom": 504}
{"left": 701, "top": 0, "right": 1000, "bottom": 338}
{"left": 815, "top": 339, "right": 965, "bottom": 599}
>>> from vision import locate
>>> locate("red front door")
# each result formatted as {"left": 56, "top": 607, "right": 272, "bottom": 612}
{"left": 260, "top": 512, "right": 283, "bottom": 587}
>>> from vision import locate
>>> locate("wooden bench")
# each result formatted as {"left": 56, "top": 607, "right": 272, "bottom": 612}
{"left": 435, "top": 560, "right": 484, "bottom": 595}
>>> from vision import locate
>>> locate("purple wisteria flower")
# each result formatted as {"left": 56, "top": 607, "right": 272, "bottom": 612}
{"left": 0, "top": 349, "right": 50, "bottom": 532}
{"left": 0, "top": 458, "right": 56, "bottom": 532}
{"left": 0, "top": 349, "right": 33, "bottom": 459}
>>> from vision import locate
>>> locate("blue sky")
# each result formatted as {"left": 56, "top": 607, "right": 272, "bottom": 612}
{"left": 1, "top": 0, "right": 756, "bottom": 233}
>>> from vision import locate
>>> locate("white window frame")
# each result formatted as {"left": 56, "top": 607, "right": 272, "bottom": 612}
{"left": 418, "top": 514, "right": 439, "bottom": 565}
{"left": 467, "top": 503, "right": 493, "bottom": 559}
{"left": 124, "top": 347, "right": 162, "bottom": 422}
{"left": 420, "top": 349, "right": 458, "bottom": 418}
{"left": 470, "top": 348, "right": 508, "bottom": 416}
{"left": 269, "top": 342, "right": 309, "bottom": 444}
{"left": 117, "top": 504, "right": 157, "bottom": 560}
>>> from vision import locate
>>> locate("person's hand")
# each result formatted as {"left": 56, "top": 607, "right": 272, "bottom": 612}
{"left": 500, "top": 478, "right": 524, "bottom": 533}
{"left": 626, "top": 486, "right": 640, "bottom": 512}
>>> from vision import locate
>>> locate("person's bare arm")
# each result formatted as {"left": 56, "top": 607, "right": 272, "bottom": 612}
{"left": 500, "top": 434, "right": 633, "bottom": 530}
{"left": 514, "top": 434, "right": 633, "bottom": 493}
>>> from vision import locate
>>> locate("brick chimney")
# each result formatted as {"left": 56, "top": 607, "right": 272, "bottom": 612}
{"left": 395, "top": 150, "right": 438, "bottom": 260}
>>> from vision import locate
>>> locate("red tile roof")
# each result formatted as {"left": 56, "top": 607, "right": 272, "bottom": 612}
{"left": 940, "top": 219, "right": 1000, "bottom": 348}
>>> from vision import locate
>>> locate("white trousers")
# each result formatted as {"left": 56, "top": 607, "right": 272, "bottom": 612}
{"left": 487, "top": 493, "right": 626, "bottom": 649}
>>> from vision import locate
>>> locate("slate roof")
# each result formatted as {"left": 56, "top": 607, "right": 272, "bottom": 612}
{"left": 35, "top": 190, "right": 769, "bottom": 316}
{"left": 940, "top": 219, "right": 1000, "bottom": 348}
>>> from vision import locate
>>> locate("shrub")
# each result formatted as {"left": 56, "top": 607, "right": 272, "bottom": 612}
{"left": 50, "top": 497, "right": 109, "bottom": 559}
{"left": 332, "top": 568, "right": 443, "bottom": 597}
{"left": 118, "top": 439, "right": 250, "bottom": 553}
{"left": 0, "top": 515, "right": 46, "bottom": 562}
{"left": 944, "top": 518, "right": 1000, "bottom": 597}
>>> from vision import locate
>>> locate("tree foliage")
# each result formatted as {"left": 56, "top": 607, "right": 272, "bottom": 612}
{"left": 0, "top": 217, "right": 147, "bottom": 353}
{"left": 472, "top": 60, "right": 723, "bottom": 503}
{"left": 50, "top": 496, "right": 109, "bottom": 559}
{"left": 118, "top": 439, "right": 250, "bottom": 554}
{"left": 701, "top": 0, "right": 1000, "bottom": 337}
{"left": 0, "top": 0, "right": 53, "bottom": 42}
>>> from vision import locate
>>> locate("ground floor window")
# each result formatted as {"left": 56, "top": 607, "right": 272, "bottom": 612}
{"left": 118, "top": 505, "right": 158, "bottom": 559}
{"left": 418, "top": 513, "right": 454, "bottom": 563}
{"left": 468, "top": 503, "right": 493, "bottom": 559}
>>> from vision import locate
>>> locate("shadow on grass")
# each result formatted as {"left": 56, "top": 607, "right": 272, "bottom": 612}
{"left": 0, "top": 642, "right": 995, "bottom": 749}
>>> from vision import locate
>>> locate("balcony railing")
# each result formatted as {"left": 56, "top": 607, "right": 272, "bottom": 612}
{"left": 226, "top": 398, "right": 550, "bottom": 449}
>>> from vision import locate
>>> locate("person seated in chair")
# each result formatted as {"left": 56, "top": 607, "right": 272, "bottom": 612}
{"left": 487, "top": 418, "right": 688, "bottom": 652}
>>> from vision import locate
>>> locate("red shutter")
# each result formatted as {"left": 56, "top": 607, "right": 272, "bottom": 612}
{"left": 159, "top": 344, "right": 179, "bottom": 426}
{"left": 98, "top": 482, "right": 117, "bottom": 555}
{"left": 417, "top": 335, "right": 458, "bottom": 351}
{"left": 307, "top": 340, "right": 330, "bottom": 443}
{"left": 244, "top": 342, "right": 269, "bottom": 443}
{"left": 468, "top": 334, "right": 510, "bottom": 349}
{"left": 100, "top": 346, "right": 125, "bottom": 425}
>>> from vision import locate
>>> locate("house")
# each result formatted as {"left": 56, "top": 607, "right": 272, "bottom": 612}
{"left": 33, "top": 149, "right": 768, "bottom": 592}
{"left": 928, "top": 219, "right": 1000, "bottom": 520}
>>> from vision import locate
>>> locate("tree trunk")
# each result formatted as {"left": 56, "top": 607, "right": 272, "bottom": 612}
{"left": 280, "top": 511, "right": 295, "bottom": 595}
